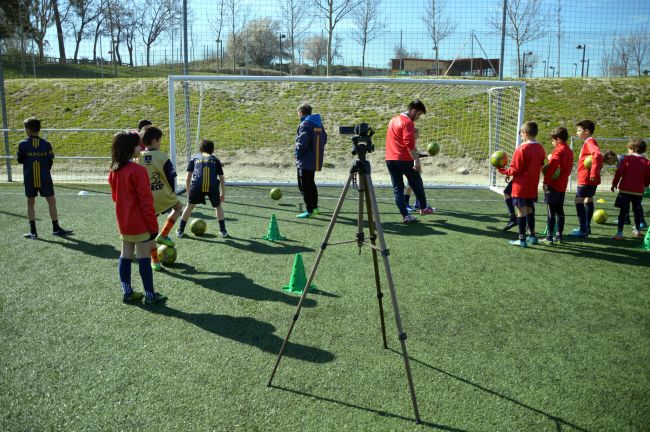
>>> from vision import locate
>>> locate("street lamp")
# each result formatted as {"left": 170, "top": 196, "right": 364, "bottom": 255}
{"left": 573, "top": 63, "right": 577, "bottom": 77}
{"left": 549, "top": 66, "right": 555, "bottom": 77}
{"left": 278, "top": 34, "right": 286, "bottom": 75}
{"left": 576, "top": 44, "right": 586, "bottom": 77}
{"left": 526, "top": 64, "right": 533, "bottom": 77}
{"left": 522, "top": 51, "right": 533, "bottom": 77}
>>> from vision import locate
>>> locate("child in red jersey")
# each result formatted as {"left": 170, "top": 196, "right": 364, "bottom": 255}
{"left": 498, "top": 121, "right": 546, "bottom": 247}
{"left": 108, "top": 131, "right": 167, "bottom": 305}
{"left": 569, "top": 120, "right": 603, "bottom": 238}
{"left": 539, "top": 127, "right": 574, "bottom": 245}
{"left": 611, "top": 138, "right": 650, "bottom": 240}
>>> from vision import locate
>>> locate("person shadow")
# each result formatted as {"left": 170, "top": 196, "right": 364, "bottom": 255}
{"left": 37, "top": 234, "right": 120, "bottom": 260}
{"left": 163, "top": 263, "right": 318, "bottom": 307}
{"left": 137, "top": 302, "right": 335, "bottom": 364}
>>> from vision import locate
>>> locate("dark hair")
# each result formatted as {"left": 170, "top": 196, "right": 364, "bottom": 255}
{"left": 628, "top": 138, "right": 647, "bottom": 154}
{"left": 521, "top": 121, "right": 538, "bottom": 138}
{"left": 110, "top": 131, "right": 140, "bottom": 171}
{"left": 141, "top": 125, "right": 163, "bottom": 146}
{"left": 137, "top": 119, "right": 153, "bottom": 131}
{"left": 407, "top": 99, "right": 426, "bottom": 114}
{"left": 603, "top": 150, "right": 618, "bottom": 163}
{"left": 199, "top": 139, "right": 214, "bottom": 154}
{"left": 550, "top": 126, "right": 568, "bottom": 142}
{"left": 24, "top": 117, "right": 41, "bottom": 133}
{"left": 576, "top": 120, "right": 595, "bottom": 134}
{"left": 298, "top": 103, "right": 312, "bottom": 116}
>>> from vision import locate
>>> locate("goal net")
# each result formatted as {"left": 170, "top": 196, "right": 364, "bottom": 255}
{"left": 168, "top": 76, "right": 525, "bottom": 189}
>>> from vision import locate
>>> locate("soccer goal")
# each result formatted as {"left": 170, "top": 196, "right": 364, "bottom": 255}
{"left": 168, "top": 76, "right": 525, "bottom": 189}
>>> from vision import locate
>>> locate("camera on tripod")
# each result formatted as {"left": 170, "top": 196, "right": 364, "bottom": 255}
{"left": 339, "top": 123, "right": 375, "bottom": 156}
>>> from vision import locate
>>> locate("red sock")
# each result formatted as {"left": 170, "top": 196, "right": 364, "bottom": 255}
{"left": 160, "top": 216, "right": 177, "bottom": 237}
{"left": 151, "top": 248, "right": 160, "bottom": 263}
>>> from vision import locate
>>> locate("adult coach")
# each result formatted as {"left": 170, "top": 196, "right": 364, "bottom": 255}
{"left": 294, "top": 103, "right": 327, "bottom": 219}
{"left": 385, "top": 99, "right": 435, "bottom": 223}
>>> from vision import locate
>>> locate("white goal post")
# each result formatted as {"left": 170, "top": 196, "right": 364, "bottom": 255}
{"left": 168, "top": 75, "right": 526, "bottom": 189}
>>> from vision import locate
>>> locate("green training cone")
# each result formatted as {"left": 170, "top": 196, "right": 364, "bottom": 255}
{"left": 642, "top": 229, "right": 650, "bottom": 251}
{"left": 282, "top": 253, "right": 316, "bottom": 294}
{"left": 262, "top": 214, "right": 286, "bottom": 241}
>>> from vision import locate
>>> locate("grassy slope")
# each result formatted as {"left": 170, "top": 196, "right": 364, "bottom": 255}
{"left": 4, "top": 77, "right": 650, "bottom": 158}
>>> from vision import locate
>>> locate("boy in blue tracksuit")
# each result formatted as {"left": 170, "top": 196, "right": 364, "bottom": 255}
{"left": 294, "top": 103, "right": 327, "bottom": 218}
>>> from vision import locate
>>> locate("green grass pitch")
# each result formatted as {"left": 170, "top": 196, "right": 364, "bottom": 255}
{"left": 0, "top": 183, "right": 648, "bottom": 431}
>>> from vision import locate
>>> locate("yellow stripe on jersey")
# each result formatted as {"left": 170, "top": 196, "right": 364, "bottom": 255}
{"left": 202, "top": 166, "right": 210, "bottom": 192}
{"left": 314, "top": 128, "right": 322, "bottom": 171}
{"left": 33, "top": 160, "right": 40, "bottom": 188}
{"left": 33, "top": 137, "right": 39, "bottom": 148}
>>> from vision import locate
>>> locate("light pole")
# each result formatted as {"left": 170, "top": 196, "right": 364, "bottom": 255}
{"left": 586, "top": 59, "right": 590, "bottom": 77}
{"left": 522, "top": 51, "right": 533, "bottom": 77}
{"left": 278, "top": 34, "right": 286, "bottom": 75}
{"left": 576, "top": 44, "right": 586, "bottom": 77}
{"left": 549, "top": 66, "right": 555, "bottom": 77}
{"left": 573, "top": 63, "right": 577, "bottom": 77}
{"left": 526, "top": 64, "right": 533, "bottom": 77}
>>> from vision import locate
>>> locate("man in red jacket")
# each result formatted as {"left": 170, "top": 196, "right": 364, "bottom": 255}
{"left": 539, "top": 127, "right": 574, "bottom": 244}
{"left": 498, "top": 121, "right": 546, "bottom": 247}
{"left": 611, "top": 138, "right": 650, "bottom": 240}
{"left": 569, "top": 120, "right": 603, "bottom": 238}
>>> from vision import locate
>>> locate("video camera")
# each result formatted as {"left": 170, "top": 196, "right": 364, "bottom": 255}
{"left": 339, "top": 123, "right": 375, "bottom": 157}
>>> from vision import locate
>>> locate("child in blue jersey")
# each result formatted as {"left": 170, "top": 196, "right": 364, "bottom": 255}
{"left": 17, "top": 118, "right": 73, "bottom": 239}
{"left": 176, "top": 139, "right": 228, "bottom": 238}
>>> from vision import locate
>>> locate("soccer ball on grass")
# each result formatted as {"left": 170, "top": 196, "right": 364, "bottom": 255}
{"left": 157, "top": 245, "right": 177, "bottom": 266}
{"left": 593, "top": 209, "right": 608, "bottom": 224}
{"left": 189, "top": 218, "right": 207, "bottom": 236}
{"left": 270, "top": 188, "right": 283, "bottom": 200}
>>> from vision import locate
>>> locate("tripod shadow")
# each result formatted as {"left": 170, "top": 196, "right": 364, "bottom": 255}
{"left": 389, "top": 349, "right": 592, "bottom": 432}
{"left": 381, "top": 221, "right": 444, "bottom": 237}
{"left": 223, "top": 237, "right": 314, "bottom": 255}
{"left": 137, "top": 303, "right": 335, "bottom": 363}
{"left": 440, "top": 210, "right": 501, "bottom": 224}
{"left": 163, "top": 263, "right": 317, "bottom": 307}
{"left": 268, "top": 384, "right": 468, "bottom": 431}
{"left": 37, "top": 235, "right": 120, "bottom": 260}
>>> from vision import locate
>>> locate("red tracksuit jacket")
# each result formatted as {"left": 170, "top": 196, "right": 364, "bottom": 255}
{"left": 108, "top": 162, "right": 159, "bottom": 236}
{"left": 499, "top": 141, "right": 546, "bottom": 199}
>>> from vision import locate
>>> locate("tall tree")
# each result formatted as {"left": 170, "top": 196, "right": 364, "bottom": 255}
{"left": 69, "top": 0, "right": 102, "bottom": 61}
{"left": 279, "top": 0, "right": 311, "bottom": 75}
{"left": 30, "top": 0, "right": 54, "bottom": 62}
{"left": 489, "top": 0, "right": 547, "bottom": 78}
{"left": 304, "top": 34, "right": 327, "bottom": 70}
{"left": 627, "top": 34, "right": 649, "bottom": 77}
{"left": 224, "top": 0, "right": 250, "bottom": 72}
{"left": 311, "top": 0, "right": 362, "bottom": 75}
{"left": 351, "top": 0, "right": 384, "bottom": 76}
{"left": 422, "top": 0, "right": 456, "bottom": 76}
{"left": 51, "top": 0, "right": 68, "bottom": 63}
{"left": 613, "top": 36, "right": 630, "bottom": 77}
{"left": 208, "top": 0, "right": 225, "bottom": 65}
{"left": 90, "top": 0, "right": 106, "bottom": 61}
{"left": 240, "top": 18, "right": 281, "bottom": 67}
{"left": 555, "top": 0, "right": 561, "bottom": 77}
{"left": 139, "top": 0, "right": 179, "bottom": 66}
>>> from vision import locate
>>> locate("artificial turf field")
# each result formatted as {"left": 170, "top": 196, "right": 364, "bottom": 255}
{"left": 0, "top": 183, "right": 648, "bottom": 431}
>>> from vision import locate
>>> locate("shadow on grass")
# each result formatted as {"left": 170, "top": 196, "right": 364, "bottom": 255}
{"left": 138, "top": 303, "right": 335, "bottom": 363}
{"left": 37, "top": 235, "right": 120, "bottom": 259}
{"left": 392, "top": 349, "right": 591, "bottom": 432}
{"left": 0, "top": 209, "right": 32, "bottom": 219}
{"left": 57, "top": 184, "right": 110, "bottom": 195}
{"left": 223, "top": 238, "right": 314, "bottom": 255}
{"left": 163, "top": 263, "right": 317, "bottom": 307}
{"left": 269, "top": 384, "right": 468, "bottom": 431}
{"left": 540, "top": 238, "right": 650, "bottom": 267}
{"left": 381, "top": 220, "right": 445, "bottom": 237}
{"left": 439, "top": 210, "right": 502, "bottom": 224}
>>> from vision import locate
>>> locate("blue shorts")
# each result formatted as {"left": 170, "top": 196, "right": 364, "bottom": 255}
{"left": 544, "top": 186, "right": 565, "bottom": 205}
{"left": 512, "top": 197, "right": 537, "bottom": 208}
{"left": 576, "top": 185, "right": 597, "bottom": 198}
{"left": 24, "top": 182, "right": 54, "bottom": 198}
{"left": 614, "top": 193, "right": 642, "bottom": 211}
{"left": 503, "top": 181, "right": 513, "bottom": 196}
{"left": 188, "top": 187, "right": 221, "bottom": 207}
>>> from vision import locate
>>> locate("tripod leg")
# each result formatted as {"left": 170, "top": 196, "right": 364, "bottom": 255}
{"left": 268, "top": 172, "right": 355, "bottom": 386}
{"left": 364, "top": 173, "right": 421, "bottom": 424}
{"left": 361, "top": 176, "right": 389, "bottom": 349}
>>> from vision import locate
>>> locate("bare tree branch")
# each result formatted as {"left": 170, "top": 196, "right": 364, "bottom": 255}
{"left": 279, "top": 0, "right": 311, "bottom": 74}
{"left": 311, "top": 0, "right": 362, "bottom": 75}
{"left": 422, "top": 0, "right": 456, "bottom": 76}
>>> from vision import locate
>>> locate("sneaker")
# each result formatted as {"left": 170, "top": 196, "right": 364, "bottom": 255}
{"left": 23, "top": 232, "right": 38, "bottom": 239}
{"left": 526, "top": 236, "right": 539, "bottom": 245}
{"left": 312, "top": 208, "right": 321, "bottom": 215}
{"left": 220, "top": 231, "right": 229, "bottom": 238}
{"left": 403, "top": 214, "right": 418, "bottom": 224}
{"left": 52, "top": 229, "right": 73, "bottom": 237}
{"left": 144, "top": 292, "right": 167, "bottom": 305}
{"left": 413, "top": 201, "right": 421, "bottom": 210}
{"left": 640, "top": 222, "right": 648, "bottom": 230}
{"left": 632, "top": 229, "right": 642, "bottom": 238}
{"left": 569, "top": 229, "right": 588, "bottom": 238}
{"left": 502, "top": 220, "right": 517, "bottom": 231}
{"left": 538, "top": 237, "right": 554, "bottom": 245}
{"left": 156, "top": 234, "right": 175, "bottom": 247}
{"left": 419, "top": 205, "right": 436, "bottom": 215}
{"left": 613, "top": 232, "right": 624, "bottom": 240}
{"left": 554, "top": 236, "right": 564, "bottom": 244}
{"left": 176, "top": 229, "right": 184, "bottom": 238}
{"left": 509, "top": 239, "right": 527, "bottom": 248}
{"left": 296, "top": 211, "right": 313, "bottom": 219}
{"left": 405, "top": 205, "right": 416, "bottom": 213}
{"left": 122, "top": 291, "right": 144, "bottom": 304}
{"left": 151, "top": 262, "right": 162, "bottom": 271}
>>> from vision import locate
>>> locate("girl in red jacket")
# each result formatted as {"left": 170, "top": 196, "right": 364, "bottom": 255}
{"left": 108, "top": 131, "right": 167, "bottom": 304}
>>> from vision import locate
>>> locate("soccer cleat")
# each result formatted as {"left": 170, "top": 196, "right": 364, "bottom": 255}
{"left": 405, "top": 205, "right": 416, "bottom": 213}
{"left": 52, "top": 229, "right": 73, "bottom": 237}
{"left": 23, "top": 233, "right": 38, "bottom": 239}
{"left": 569, "top": 228, "right": 588, "bottom": 238}
{"left": 412, "top": 201, "right": 421, "bottom": 210}
{"left": 144, "top": 292, "right": 167, "bottom": 305}
{"left": 502, "top": 220, "right": 517, "bottom": 231}
{"left": 312, "top": 208, "right": 321, "bottom": 215}
{"left": 176, "top": 229, "right": 184, "bottom": 238}
{"left": 419, "top": 205, "right": 436, "bottom": 215}
{"left": 156, "top": 234, "right": 175, "bottom": 247}
{"left": 632, "top": 229, "right": 642, "bottom": 238}
{"left": 538, "top": 237, "right": 554, "bottom": 245}
{"left": 554, "top": 236, "right": 564, "bottom": 244}
{"left": 219, "top": 231, "right": 229, "bottom": 238}
{"left": 613, "top": 232, "right": 624, "bottom": 240}
{"left": 509, "top": 239, "right": 527, "bottom": 248}
{"left": 296, "top": 211, "right": 313, "bottom": 218}
{"left": 403, "top": 214, "right": 418, "bottom": 224}
{"left": 122, "top": 291, "right": 144, "bottom": 304}
{"left": 151, "top": 262, "right": 162, "bottom": 271}
{"left": 526, "top": 236, "right": 539, "bottom": 245}
{"left": 640, "top": 222, "right": 648, "bottom": 229}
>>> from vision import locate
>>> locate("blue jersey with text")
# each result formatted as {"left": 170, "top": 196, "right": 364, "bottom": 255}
{"left": 187, "top": 153, "right": 224, "bottom": 193}
{"left": 17, "top": 136, "right": 54, "bottom": 190}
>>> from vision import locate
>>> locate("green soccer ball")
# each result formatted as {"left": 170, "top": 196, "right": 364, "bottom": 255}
{"left": 490, "top": 150, "right": 508, "bottom": 168}
{"left": 426, "top": 142, "right": 440, "bottom": 156}
{"left": 593, "top": 209, "right": 608, "bottom": 224}
{"left": 543, "top": 165, "right": 561, "bottom": 180}
{"left": 157, "top": 245, "right": 177, "bottom": 266}
{"left": 584, "top": 155, "right": 593, "bottom": 169}
{"left": 270, "top": 187, "right": 283, "bottom": 200}
{"left": 189, "top": 218, "right": 207, "bottom": 236}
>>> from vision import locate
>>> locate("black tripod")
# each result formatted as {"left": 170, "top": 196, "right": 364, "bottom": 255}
{"left": 267, "top": 147, "right": 421, "bottom": 424}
